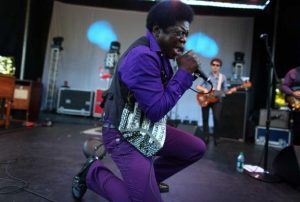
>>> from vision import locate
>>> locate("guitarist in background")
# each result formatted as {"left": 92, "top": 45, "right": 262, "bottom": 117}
{"left": 281, "top": 67, "right": 300, "bottom": 145}
{"left": 196, "top": 58, "right": 236, "bottom": 145}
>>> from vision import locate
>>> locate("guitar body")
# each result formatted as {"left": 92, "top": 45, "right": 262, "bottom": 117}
{"left": 197, "top": 91, "right": 219, "bottom": 107}
{"left": 196, "top": 81, "right": 252, "bottom": 108}
{"left": 286, "top": 95, "right": 300, "bottom": 110}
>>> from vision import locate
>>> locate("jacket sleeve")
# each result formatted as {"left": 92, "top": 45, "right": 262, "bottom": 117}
{"left": 119, "top": 47, "right": 193, "bottom": 122}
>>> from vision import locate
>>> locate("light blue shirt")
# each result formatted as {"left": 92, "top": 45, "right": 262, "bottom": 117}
{"left": 200, "top": 72, "right": 228, "bottom": 97}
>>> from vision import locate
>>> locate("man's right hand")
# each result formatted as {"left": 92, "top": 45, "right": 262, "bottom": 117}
{"left": 292, "top": 90, "right": 300, "bottom": 99}
{"left": 176, "top": 50, "right": 199, "bottom": 74}
{"left": 196, "top": 85, "right": 209, "bottom": 93}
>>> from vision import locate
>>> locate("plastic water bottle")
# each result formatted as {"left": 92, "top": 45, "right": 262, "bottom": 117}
{"left": 236, "top": 152, "right": 245, "bottom": 173}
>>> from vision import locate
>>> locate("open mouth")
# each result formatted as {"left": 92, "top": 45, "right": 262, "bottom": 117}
{"left": 174, "top": 47, "right": 184, "bottom": 55}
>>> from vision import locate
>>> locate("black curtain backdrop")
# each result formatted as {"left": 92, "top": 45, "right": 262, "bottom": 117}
{"left": 0, "top": 0, "right": 26, "bottom": 78}
{"left": 25, "top": 0, "right": 53, "bottom": 81}
{"left": 245, "top": 0, "right": 276, "bottom": 139}
{"left": 0, "top": 0, "right": 53, "bottom": 80}
{"left": 275, "top": 0, "right": 300, "bottom": 77}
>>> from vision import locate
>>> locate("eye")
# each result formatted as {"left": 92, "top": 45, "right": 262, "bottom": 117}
{"left": 165, "top": 27, "right": 189, "bottom": 39}
{"left": 176, "top": 31, "right": 188, "bottom": 38}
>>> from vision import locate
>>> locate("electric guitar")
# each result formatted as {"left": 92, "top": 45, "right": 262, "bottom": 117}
{"left": 285, "top": 91, "right": 300, "bottom": 110}
{"left": 196, "top": 81, "right": 252, "bottom": 107}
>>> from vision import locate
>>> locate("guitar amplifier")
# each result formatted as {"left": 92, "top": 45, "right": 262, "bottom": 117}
{"left": 57, "top": 88, "right": 94, "bottom": 116}
{"left": 259, "top": 109, "right": 290, "bottom": 129}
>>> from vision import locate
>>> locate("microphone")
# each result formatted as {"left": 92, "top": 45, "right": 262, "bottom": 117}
{"left": 193, "top": 68, "right": 213, "bottom": 92}
{"left": 260, "top": 33, "right": 268, "bottom": 39}
{"left": 181, "top": 50, "right": 211, "bottom": 84}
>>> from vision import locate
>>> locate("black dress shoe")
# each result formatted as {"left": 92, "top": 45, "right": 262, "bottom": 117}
{"left": 159, "top": 182, "right": 169, "bottom": 193}
{"left": 72, "top": 157, "right": 98, "bottom": 200}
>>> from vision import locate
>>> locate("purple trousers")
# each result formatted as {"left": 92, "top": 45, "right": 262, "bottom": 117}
{"left": 86, "top": 124, "right": 206, "bottom": 202}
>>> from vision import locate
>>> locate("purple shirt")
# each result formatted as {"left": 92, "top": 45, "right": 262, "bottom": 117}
{"left": 118, "top": 31, "right": 193, "bottom": 122}
{"left": 281, "top": 68, "right": 298, "bottom": 95}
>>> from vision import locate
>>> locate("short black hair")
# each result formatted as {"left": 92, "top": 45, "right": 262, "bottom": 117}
{"left": 146, "top": 0, "right": 194, "bottom": 31}
{"left": 211, "top": 58, "right": 223, "bottom": 66}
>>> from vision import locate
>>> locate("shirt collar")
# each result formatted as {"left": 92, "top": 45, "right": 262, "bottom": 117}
{"left": 146, "top": 30, "right": 161, "bottom": 53}
{"left": 210, "top": 72, "right": 220, "bottom": 77}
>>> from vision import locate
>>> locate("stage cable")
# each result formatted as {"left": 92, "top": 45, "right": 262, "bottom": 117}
{"left": 0, "top": 159, "right": 58, "bottom": 202}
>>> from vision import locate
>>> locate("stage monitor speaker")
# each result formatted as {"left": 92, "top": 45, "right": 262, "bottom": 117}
{"left": 273, "top": 145, "right": 300, "bottom": 186}
{"left": 167, "top": 119, "right": 181, "bottom": 127}
{"left": 177, "top": 123, "right": 201, "bottom": 137}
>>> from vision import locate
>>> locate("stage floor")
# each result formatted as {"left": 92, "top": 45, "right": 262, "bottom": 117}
{"left": 0, "top": 113, "right": 299, "bottom": 202}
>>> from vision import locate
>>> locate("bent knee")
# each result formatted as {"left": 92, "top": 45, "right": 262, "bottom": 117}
{"left": 190, "top": 138, "right": 206, "bottom": 161}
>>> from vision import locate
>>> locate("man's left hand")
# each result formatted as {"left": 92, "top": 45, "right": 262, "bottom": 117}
{"left": 227, "top": 87, "right": 237, "bottom": 94}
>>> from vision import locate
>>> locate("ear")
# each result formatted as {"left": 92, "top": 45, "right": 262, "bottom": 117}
{"left": 152, "top": 25, "right": 160, "bottom": 38}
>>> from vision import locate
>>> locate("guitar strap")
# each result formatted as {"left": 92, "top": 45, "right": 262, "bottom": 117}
{"left": 216, "top": 73, "right": 223, "bottom": 91}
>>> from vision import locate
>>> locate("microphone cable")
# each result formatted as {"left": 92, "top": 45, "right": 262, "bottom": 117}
{"left": 189, "top": 79, "right": 213, "bottom": 94}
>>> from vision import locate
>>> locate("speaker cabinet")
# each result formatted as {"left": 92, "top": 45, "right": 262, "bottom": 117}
{"left": 167, "top": 119, "right": 181, "bottom": 127}
{"left": 273, "top": 146, "right": 300, "bottom": 186}
{"left": 220, "top": 91, "right": 249, "bottom": 141}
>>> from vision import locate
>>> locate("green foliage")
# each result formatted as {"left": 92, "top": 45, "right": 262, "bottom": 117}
{"left": 0, "top": 56, "right": 16, "bottom": 76}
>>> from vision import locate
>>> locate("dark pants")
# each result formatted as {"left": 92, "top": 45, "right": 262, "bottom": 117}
{"left": 201, "top": 102, "right": 222, "bottom": 139}
{"left": 86, "top": 125, "right": 206, "bottom": 202}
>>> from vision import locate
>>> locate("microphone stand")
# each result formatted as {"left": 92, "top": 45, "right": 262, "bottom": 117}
{"left": 247, "top": 35, "right": 280, "bottom": 183}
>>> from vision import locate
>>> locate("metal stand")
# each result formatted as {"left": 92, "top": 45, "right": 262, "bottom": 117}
{"left": 247, "top": 35, "right": 280, "bottom": 183}
{"left": 45, "top": 37, "right": 63, "bottom": 111}
{"left": 289, "top": 109, "right": 295, "bottom": 144}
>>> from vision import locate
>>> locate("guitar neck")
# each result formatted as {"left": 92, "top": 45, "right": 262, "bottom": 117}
{"left": 227, "top": 83, "right": 250, "bottom": 92}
